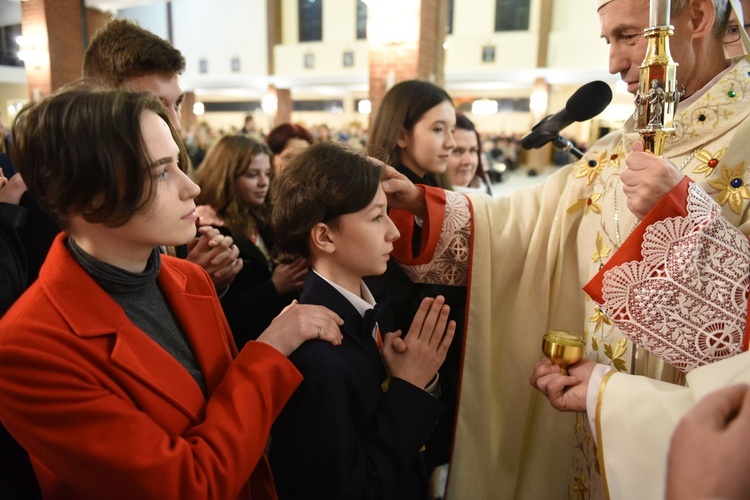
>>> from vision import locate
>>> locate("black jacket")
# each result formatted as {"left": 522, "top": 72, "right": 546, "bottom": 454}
{"left": 270, "top": 271, "right": 444, "bottom": 499}
{"left": 216, "top": 222, "right": 298, "bottom": 348}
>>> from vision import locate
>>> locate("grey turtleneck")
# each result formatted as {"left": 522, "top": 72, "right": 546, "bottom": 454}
{"left": 66, "top": 238, "right": 206, "bottom": 395}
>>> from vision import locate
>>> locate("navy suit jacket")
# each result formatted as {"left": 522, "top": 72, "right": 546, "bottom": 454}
{"left": 270, "top": 271, "right": 445, "bottom": 499}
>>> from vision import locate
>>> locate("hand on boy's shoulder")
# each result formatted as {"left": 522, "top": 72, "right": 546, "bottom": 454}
{"left": 381, "top": 296, "right": 455, "bottom": 390}
{"left": 256, "top": 300, "right": 344, "bottom": 357}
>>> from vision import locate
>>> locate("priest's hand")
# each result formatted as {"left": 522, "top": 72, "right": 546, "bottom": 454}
{"left": 666, "top": 384, "right": 750, "bottom": 500}
{"left": 621, "top": 141, "right": 685, "bottom": 220}
{"left": 375, "top": 160, "right": 426, "bottom": 219}
{"left": 529, "top": 358, "right": 596, "bottom": 412}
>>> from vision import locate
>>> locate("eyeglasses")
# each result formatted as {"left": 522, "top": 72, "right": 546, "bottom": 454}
{"left": 724, "top": 23, "right": 750, "bottom": 44}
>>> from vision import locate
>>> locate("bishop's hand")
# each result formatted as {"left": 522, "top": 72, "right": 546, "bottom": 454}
{"left": 529, "top": 358, "right": 595, "bottom": 412}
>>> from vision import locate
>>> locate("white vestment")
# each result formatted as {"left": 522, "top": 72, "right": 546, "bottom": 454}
{"left": 391, "top": 57, "right": 750, "bottom": 499}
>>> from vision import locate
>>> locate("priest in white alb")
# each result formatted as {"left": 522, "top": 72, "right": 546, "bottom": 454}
{"left": 381, "top": 0, "right": 750, "bottom": 498}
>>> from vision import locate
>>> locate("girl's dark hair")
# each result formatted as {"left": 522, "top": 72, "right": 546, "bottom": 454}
{"left": 195, "top": 135, "right": 273, "bottom": 232}
{"left": 11, "top": 81, "right": 187, "bottom": 228}
{"left": 271, "top": 141, "right": 382, "bottom": 262}
{"left": 265, "top": 123, "right": 314, "bottom": 155}
{"left": 365, "top": 79, "right": 453, "bottom": 167}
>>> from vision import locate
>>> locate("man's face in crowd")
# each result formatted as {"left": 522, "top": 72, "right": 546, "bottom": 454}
{"left": 126, "top": 73, "right": 185, "bottom": 130}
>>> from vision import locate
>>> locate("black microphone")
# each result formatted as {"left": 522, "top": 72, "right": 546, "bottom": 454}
{"left": 521, "top": 81, "right": 613, "bottom": 157}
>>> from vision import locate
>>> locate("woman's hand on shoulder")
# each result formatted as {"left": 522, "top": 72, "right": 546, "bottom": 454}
{"left": 256, "top": 300, "right": 343, "bottom": 356}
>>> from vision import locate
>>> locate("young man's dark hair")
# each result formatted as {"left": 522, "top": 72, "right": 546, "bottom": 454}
{"left": 82, "top": 19, "right": 185, "bottom": 88}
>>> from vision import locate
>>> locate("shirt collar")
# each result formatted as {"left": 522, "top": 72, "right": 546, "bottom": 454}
{"left": 313, "top": 269, "right": 376, "bottom": 317}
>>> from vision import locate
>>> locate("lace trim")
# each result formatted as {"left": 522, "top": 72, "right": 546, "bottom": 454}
{"left": 599, "top": 183, "right": 750, "bottom": 372}
{"left": 399, "top": 190, "right": 471, "bottom": 286}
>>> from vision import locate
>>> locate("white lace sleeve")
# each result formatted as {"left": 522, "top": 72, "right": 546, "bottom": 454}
{"left": 398, "top": 190, "right": 471, "bottom": 286}
{"left": 600, "top": 183, "right": 750, "bottom": 372}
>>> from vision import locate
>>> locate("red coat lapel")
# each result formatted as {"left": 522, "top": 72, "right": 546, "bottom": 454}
{"left": 40, "top": 234, "right": 229, "bottom": 422}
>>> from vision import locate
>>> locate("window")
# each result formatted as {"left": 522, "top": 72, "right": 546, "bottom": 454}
{"left": 0, "top": 24, "right": 23, "bottom": 68}
{"left": 203, "top": 101, "right": 262, "bottom": 113}
{"left": 494, "top": 0, "right": 530, "bottom": 32}
{"left": 356, "top": 0, "right": 367, "bottom": 40}
{"left": 292, "top": 100, "right": 344, "bottom": 113}
{"left": 299, "top": 0, "right": 323, "bottom": 42}
{"left": 455, "top": 98, "right": 530, "bottom": 113}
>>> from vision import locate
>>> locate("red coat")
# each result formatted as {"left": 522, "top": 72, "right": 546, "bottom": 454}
{"left": 0, "top": 234, "right": 302, "bottom": 499}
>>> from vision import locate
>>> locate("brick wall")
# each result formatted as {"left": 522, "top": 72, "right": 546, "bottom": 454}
{"left": 20, "top": 0, "right": 51, "bottom": 98}
{"left": 45, "top": 0, "right": 85, "bottom": 90}
{"left": 367, "top": 0, "right": 447, "bottom": 127}
{"left": 21, "top": 0, "right": 112, "bottom": 99}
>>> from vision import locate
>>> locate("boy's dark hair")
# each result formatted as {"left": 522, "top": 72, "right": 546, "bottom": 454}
{"left": 265, "top": 123, "right": 314, "bottom": 155}
{"left": 82, "top": 19, "right": 185, "bottom": 87}
{"left": 271, "top": 142, "right": 382, "bottom": 263}
{"left": 365, "top": 79, "right": 453, "bottom": 167}
{"left": 11, "top": 82, "right": 188, "bottom": 229}
{"left": 195, "top": 134, "right": 273, "bottom": 231}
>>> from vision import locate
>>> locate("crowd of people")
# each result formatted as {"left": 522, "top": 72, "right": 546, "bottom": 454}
{"left": 182, "top": 117, "right": 522, "bottom": 190}
{"left": 0, "top": 0, "right": 749, "bottom": 498}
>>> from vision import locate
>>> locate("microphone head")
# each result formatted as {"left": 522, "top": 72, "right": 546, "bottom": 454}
{"left": 566, "top": 80, "right": 613, "bottom": 122}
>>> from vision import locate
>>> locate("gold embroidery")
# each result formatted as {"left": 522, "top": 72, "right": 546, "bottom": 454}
{"left": 574, "top": 150, "right": 608, "bottom": 185}
{"left": 708, "top": 162, "right": 750, "bottom": 214}
{"left": 571, "top": 412, "right": 595, "bottom": 500}
{"left": 604, "top": 338, "right": 628, "bottom": 372}
{"left": 692, "top": 147, "right": 726, "bottom": 176}
{"left": 604, "top": 143, "right": 625, "bottom": 169}
{"left": 567, "top": 193, "right": 603, "bottom": 215}
{"left": 589, "top": 307, "right": 612, "bottom": 333}
{"left": 591, "top": 232, "right": 612, "bottom": 265}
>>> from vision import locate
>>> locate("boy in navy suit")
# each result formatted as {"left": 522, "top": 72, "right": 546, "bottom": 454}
{"left": 269, "top": 142, "right": 455, "bottom": 499}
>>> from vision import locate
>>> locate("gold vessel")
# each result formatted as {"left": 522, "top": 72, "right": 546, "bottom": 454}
{"left": 542, "top": 330, "right": 585, "bottom": 375}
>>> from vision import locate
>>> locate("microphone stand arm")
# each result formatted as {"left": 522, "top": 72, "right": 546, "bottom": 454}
{"left": 552, "top": 135, "right": 584, "bottom": 160}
